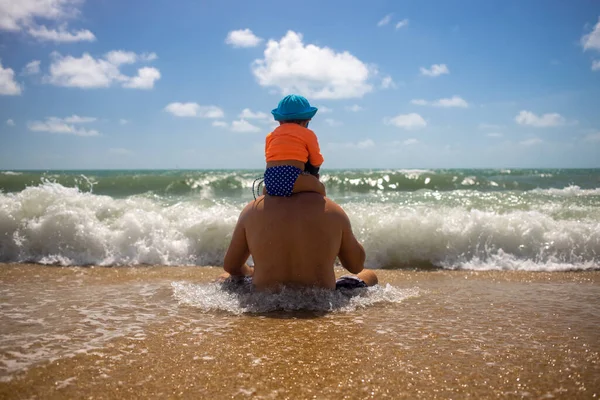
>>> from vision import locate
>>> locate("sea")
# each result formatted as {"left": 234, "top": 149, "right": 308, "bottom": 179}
{"left": 1, "top": 169, "right": 599, "bottom": 396}
{"left": 1, "top": 168, "right": 599, "bottom": 271}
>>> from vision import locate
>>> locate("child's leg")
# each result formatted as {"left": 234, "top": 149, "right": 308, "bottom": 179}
{"left": 292, "top": 173, "right": 326, "bottom": 196}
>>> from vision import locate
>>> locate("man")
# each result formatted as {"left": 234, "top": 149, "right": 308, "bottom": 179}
{"left": 221, "top": 193, "right": 378, "bottom": 291}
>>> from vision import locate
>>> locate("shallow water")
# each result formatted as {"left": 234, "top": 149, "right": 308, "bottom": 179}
{"left": 1, "top": 264, "right": 598, "bottom": 398}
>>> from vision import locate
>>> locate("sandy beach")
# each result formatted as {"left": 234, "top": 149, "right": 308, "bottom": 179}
{"left": 0, "top": 264, "right": 598, "bottom": 399}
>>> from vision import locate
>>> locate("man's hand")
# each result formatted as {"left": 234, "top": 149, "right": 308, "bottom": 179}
{"left": 215, "top": 263, "right": 254, "bottom": 282}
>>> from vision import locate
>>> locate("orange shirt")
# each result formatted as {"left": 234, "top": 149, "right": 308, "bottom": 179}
{"left": 265, "top": 124, "right": 324, "bottom": 166}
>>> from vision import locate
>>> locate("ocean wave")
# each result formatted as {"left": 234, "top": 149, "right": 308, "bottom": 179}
{"left": 0, "top": 182, "right": 241, "bottom": 266}
{"left": 347, "top": 202, "right": 600, "bottom": 270}
{"left": 530, "top": 185, "right": 600, "bottom": 197}
{"left": 0, "top": 182, "right": 599, "bottom": 271}
{"left": 1, "top": 169, "right": 599, "bottom": 196}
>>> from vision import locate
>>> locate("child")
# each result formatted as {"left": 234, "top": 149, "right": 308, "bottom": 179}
{"left": 264, "top": 94, "right": 326, "bottom": 197}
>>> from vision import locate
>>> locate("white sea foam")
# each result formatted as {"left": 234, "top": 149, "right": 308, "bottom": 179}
{"left": 0, "top": 182, "right": 598, "bottom": 270}
{"left": 0, "top": 182, "right": 241, "bottom": 265}
{"left": 531, "top": 185, "right": 600, "bottom": 197}
{"left": 0, "top": 278, "right": 416, "bottom": 380}
{"left": 396, "top": 169, "right": 436, "bottom": 178}
{"left": 171, "top": 281, "right": 420, "bottom": 314}
{"left": 345, "top": 203, "right": 600, "bottom": 271}
{"left": 0, "top": 282, "right": 172, "bottom": 379}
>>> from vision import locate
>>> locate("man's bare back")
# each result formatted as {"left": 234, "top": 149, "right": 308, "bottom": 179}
{"left": 222, "top": 193, "right": 377, "bottom": 291}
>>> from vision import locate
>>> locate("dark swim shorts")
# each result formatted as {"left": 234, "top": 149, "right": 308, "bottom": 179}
{"left": 264, "top": 165, "right": 303, "bottom": 197}
{"left": 334, "top": 275, "right": 368, "bottom": 290}
{"left": 222, "top": 275, "right": 367, "bottom": 290}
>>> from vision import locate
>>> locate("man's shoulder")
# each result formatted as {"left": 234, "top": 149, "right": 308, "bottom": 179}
{"left": 240, "top": 198, "right": 263, "bottom": 217}
{"left": 323, "top": 197, "right": 349, "bottom": 219}
{"left": 244, "top": 194, "right": 343, "bottom": 211}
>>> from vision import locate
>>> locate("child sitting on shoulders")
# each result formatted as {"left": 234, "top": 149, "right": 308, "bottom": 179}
{"left": 263, "top": 94, "right": 326, "bottom": 197}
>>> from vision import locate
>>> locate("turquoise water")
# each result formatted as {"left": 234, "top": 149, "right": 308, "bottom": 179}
{"left": 0, "top": 169, "right": 599, "bottom": 270}
{"left": 1, "top": 169, "right": 599, "bottom": 198}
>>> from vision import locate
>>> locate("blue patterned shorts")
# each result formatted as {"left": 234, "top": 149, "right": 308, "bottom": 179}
{"left": 264, "top": 165, "right": 303, "bottom": 197}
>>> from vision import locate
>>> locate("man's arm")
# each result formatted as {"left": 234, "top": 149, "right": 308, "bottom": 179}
{"left": 335, "top": 205, "right": 366, "bottom": 274}
{"left": 223, "top": 205, "right": 253, "bottom": 277}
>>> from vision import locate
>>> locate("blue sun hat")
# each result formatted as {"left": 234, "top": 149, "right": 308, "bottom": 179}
{"left": 271, "top": 94, "right": 318, "bottom": 121}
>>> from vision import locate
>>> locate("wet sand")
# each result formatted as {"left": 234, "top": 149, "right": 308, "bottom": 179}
{"left": 1, "top": 264, "right": 599, "bottom": 399}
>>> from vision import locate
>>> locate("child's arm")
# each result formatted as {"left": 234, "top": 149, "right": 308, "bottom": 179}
{"left": 304, "top": 161, "right": 320, "bottom": 177}
{"left": 293, "top": 173, "right": 326, "bottom": 196}
{"left": 306, "top": 130, "right": 324, "bottom": 168}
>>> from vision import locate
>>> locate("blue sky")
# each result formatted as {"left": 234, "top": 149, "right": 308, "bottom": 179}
{"left": 0, "top": 0, "right": 599, "bottom": 170}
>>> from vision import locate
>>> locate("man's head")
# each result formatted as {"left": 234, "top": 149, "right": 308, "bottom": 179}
{"left": 271, "top": 94, "right": 318, "bottom": 123}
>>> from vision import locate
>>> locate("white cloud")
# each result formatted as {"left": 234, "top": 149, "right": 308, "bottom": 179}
{"left": 377, "top": 14, "right": 393, "bottom": 27}
{"left": 356, "top": 139, "right": 374, "bottom": 148}
{"left": 0, "top": 61, "right": 22, "bottom": 95}
{"left": 199, "top": 106, "right": 225, "bottom": 119}
{"left": 231, "top": 119, "right": 260, "bottom": 133}
{"left": 6, "top": 119, "right": 15, "bottom": 126}
{"left": 318, "top": 106, "right": 333, "bottom": 113}
{"left": 119, "top": 119, "right": 129, "bottom": 125}
{"left": 0, "top": 0, "right": 95, "bottom": 42}
{"left": 384, "top": 113, "right": 427, "bottom": 130}
{"left": 325, "top": 118, "right": 342, "bottom": 127}
{"left": 515, "top": 110, "right": 565, "bottom": 127}
{"left": 486, "top": 132, "right": 503, "bottom": 138}
{"left": 164, "top": 103, "right": 224, "bottom": 118}
{"left": 395, "top": 19, "right": 409, "bottom": 30}
{"left": 520, "top": 137, "right": 543, "bottom": 146}
{"left": 105, "top": 50, "right": 157, "bottom": 66}
{"left": 143, "top": 53, "right": 158, "bottom": 62}
{"left": 252, "top": 31, "right": 372, "bottom": 99}
{"left": 28, "top": 116, "right": 99, "bottom": 137}
{"left": 22, "top": 60, "right": 41, "bottom": 75}
{"left": 105, "top": 50, "right": 137, "bottom": 65}
{"left": 346, "top": 104, "right": 363, "bottom": 112}
{"left": 122, "top": 67, "right": 161, "bottom": 89}
{"left": 46, "top": 52, "right": 160, "bottom": 89}
{"left": 0, "top": 0, "right": 81, "bottom": 31}
{"left": 435, "top": 96, "right": 468, "bottom": 108}
{"left": 592, "top": 60, "right": 600, "bottom": 71}
{"left": 381, "top": 75, "right": 396, "bottom": 89}
{"left": 47, "top": 53, "right": 124, "bottom": 88}
{"left": 212, "top": 120, "right": 228, "bottom": 128}
{"left": 411, "top": 96, "right": 468, "bottom": 108}
{"left": 583, "top": 132, "right": 600, "bottom": 142}
{"left": 109, "top": 147, "right": 133, "bottom": 156}
{"left": 402, "top": 138, "right": 418, "bottom": 145}
{"left": 581, "top": 17, "right": 600, "bottom": 51}
{"left": 239, "top": 108, "right": 268, "bottom": 119}
{"left": 27, "top": 25, "right": 95, "bottom": 43}
{"left": 225, "top": 29, "right": 262, "bottom": 48}
{"left": 329, "top": 139, "right": 375, "bottom": 149}
{"left": 419, "top": 64, "right": 449, "bottom": 77}
{"left": 63, "top": 115, "right": 96, "bottom": 123}
{"left": 165, "top": 102, "right": 198, "bottom": 117}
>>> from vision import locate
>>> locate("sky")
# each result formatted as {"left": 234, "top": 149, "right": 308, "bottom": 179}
{"left": 0, "top": 0, "right": 599, "bottom": 170}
